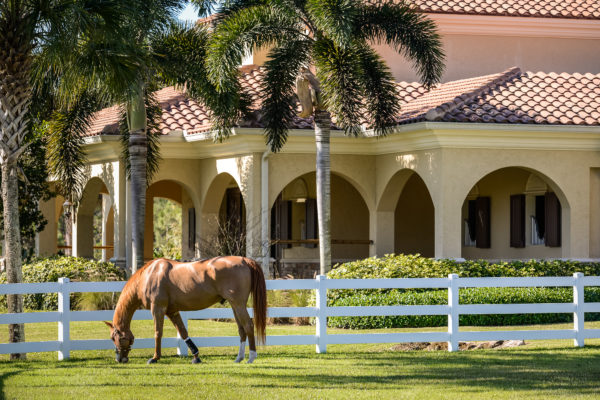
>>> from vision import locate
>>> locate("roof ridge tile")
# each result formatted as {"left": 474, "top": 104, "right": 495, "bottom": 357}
{"left": 425, "top": 66, "right": 522, "bottom": 121}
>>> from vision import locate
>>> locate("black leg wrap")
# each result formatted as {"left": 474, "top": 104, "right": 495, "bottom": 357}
{"left": 185, "top": 337, "right": 199, "bottom": 356}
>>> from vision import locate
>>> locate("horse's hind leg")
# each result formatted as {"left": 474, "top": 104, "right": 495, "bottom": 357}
{"left": 167, "top": 311, "right": 201, "bottom": 364}
{"left": 232, "top": 304, "right": 257, "bottom": 364}
{"left": 148, "top": 303, "right": 166, "bottom": 364}
{"left": 232, "top": 307, "right": 247, "bottom": 363}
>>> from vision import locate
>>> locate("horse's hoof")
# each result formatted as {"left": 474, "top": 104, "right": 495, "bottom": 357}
{"left": 147, "top": 358, "right": 158, "bottom": 364}
{"left": 247, "top": 351, "right": 257, "bottom": 364}
{"left": 234, "top": 357, "right": 244, "bottom": 363}
{"left": 191, "top": 357, "right": 202, "bottom": 364}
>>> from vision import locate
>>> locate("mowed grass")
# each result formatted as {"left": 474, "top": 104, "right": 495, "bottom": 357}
{"left": 0, "top": 320, "right": 599, "bottom": 399}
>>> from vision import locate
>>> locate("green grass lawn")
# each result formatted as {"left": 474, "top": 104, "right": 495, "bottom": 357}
{"left": 0, "top": 320, "right": 599, "bottom": 399}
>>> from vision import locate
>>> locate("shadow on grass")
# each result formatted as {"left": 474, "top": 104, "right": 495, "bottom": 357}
{"left": 1, "top": 346, "right": 599, "bottom": 397}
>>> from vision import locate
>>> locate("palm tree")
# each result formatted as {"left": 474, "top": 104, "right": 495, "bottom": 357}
{"left": 44, "top": 14, "right": 246, "bottom": 273}
{"left": 207, "top": 0, "right": 445, "bottom": 274}
{"left": 0, "top": 0, "right": 136, "bottom": 360}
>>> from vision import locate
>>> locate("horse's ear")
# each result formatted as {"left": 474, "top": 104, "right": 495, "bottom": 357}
{"left": 103, "top": 321, "right": 114, "bottom": 329}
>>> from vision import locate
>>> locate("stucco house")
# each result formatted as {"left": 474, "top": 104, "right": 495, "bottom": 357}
{"left": 37, "top": 0, "right": 600, "bottom": 277}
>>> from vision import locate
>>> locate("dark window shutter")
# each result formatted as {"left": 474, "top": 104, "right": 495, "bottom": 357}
{"left": 545, "top": 192, "right": 561, "bottom": 247}
{"left": 281, "top": 200, "right": 292, "bottom": 248}
{"left": 510, "top": 195, "right": 525, "bottom": 248}
{"left": 467, "top": 200, "right": 477, "bottom": 241}
{"left": 476, "top": 196, "right": 491, "bottom": 248}
{"left": 535, "top": 195, "right": 546, "bottom": 239}
{"left": 188, "top": 208, "right": 196, "bottom": 250}
{"left": 305, "top": 198, "right": 318, "bottom": 248}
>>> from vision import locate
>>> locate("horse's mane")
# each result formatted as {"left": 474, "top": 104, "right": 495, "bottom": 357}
{"left": 114, "top": 260, "right": 154, "bottom": 328}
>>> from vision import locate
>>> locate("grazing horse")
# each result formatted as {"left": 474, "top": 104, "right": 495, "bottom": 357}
{"left": 104, "top": 256, "right": 267, "bottom": 364}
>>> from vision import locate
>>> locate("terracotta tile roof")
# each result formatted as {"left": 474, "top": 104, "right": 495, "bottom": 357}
{"left": 88, "top": 66, "right": 600, "bottom": 137}
{"left": 406, "top": 0, "right": 600, "bottom": 20}
{"left": 445, "top": 70, "right": 600, "bottom": 125}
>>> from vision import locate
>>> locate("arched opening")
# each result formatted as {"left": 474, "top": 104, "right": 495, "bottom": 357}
{"left": 200, "top": 173, "right": 247, "bottom": 258}
{"left": 144, "top": 180, "right": 196, "bottom": 261}
{"left": 461, "top": 167, "right": 568, "bottom": 259}
{"left": 270, "top": 172, "right": 370, "bottom": 278}
{"left": 376, "top": 169, "right": 435, "bottom": 257}
{"left": 76, "top": 178, "right": 113, "bottom": 259}
{"left": 394, "top": 174, "right": 435, "bottom": 256}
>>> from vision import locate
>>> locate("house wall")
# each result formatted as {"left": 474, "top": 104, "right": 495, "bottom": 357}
{"left": 377, "top": 35, "right": 600, "bottom": 83}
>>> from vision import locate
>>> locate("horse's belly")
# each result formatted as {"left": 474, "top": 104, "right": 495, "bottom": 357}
{"left": 170, "top": 293, "right": 221, "bottom": 312}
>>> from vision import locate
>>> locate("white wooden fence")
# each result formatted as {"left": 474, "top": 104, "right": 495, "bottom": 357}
{"left": 1, "top": 273, "right": 600, "bottom": 359}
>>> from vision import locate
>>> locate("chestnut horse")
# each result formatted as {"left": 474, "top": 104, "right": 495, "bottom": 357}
{"left": 104, "top": 256, "right": 266, "bottom": 364}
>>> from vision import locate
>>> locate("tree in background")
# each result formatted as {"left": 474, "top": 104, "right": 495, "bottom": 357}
{"left": 207, "top": 0, "right": 445, "bottom": 274}
{"left": 153, "top": 198, "right": 182, "bottom": 260}
{"left": 0, "top": 0, "right": 133, "bottom": 358}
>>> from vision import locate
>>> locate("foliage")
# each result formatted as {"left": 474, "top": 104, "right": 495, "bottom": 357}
{"left": 327, "top": 254, "right": 600, "bottom": 329}
{"left": 199, "top": 219, "right": 247, "bottom": 258}
{"left": 153, "top": 198, "right": 182, "bottom": 260}
{"left": 0, "top": 126, "right": 53, "bottom": 262}
{"left": 0, "top": 257, "right": 126, "bottom": 311}
{"left": 207, "top": 0, "right": 445, "bottom": 151}
{"left": 328, "top": 286, "right": 600, "bottom": 329}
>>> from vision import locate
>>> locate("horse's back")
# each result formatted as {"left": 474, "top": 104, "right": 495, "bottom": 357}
{"left": 140, "top": 257, "right": 253, "bottom": 310}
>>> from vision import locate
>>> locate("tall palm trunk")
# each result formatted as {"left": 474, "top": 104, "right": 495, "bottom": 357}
{"left": 127, "top": 87, "right": 147, "bottom": 273}
{"left": 314, "top": 110, "right": 331, "bottom": 275}
{"left": 1, "top": 161, "right": 25, "bottom": 359}
{"left": 0, "top": 23, "right": 32, "bottom": 359}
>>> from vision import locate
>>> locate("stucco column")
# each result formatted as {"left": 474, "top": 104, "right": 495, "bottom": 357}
{"left": 111, "top": 161, "right": 127, "bottom": 270}
{"left": 432, "top": 177, "right": 463, "bottom": 259}
{"left": 101, "top": 194, "right": 113, "bottom": 262}
{"left": 370, "top": 211, "right": 394, "bottom": 257}
{"left": 241, "top": 153, "right": 263, "bottom": 260}
{"left": 37, "top": 197, "right": 58, "bottom": 257}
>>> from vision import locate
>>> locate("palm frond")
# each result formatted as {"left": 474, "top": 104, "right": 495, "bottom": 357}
{"left": 356, "top": 1, "right": 444, "bottom": 88}
{"left": 207, "top": 4, "right": 301, "bottom": 91}
{"left": 355, "top": 44, "right": 400, "bottom": 135}
{"left": 46, "top": 89, "right": 98, "bottom": 204}
{"left": 119, "top": 91, "right": 163, "bottom": 183}
{"left": 261, "top": 39, "right": 313, "bottom": 152}
{"left": 306, "top": 0, "right": 356, "bottom": 49}
{"left": 152, "top": 22, "right": 251, "bottom": 142}
{"left": 313, "top": 39, "right": 363, "bottom": 136}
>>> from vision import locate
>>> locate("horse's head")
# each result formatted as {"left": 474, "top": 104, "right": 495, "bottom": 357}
{"left": 104, "top": 321, "right": 134, "bottom": 363}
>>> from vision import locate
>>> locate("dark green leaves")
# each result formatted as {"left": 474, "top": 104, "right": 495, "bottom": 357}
{"left": 261, "top": 39, "right": 313, "bottom": 151}
{"left": 356, "top": 2, "right": 445, "bottom": 88}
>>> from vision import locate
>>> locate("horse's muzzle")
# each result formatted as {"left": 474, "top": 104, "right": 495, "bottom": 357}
{"left": 115, "top": 348, "right": 129, "bottom": 363}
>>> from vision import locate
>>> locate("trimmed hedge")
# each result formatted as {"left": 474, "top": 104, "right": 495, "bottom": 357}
{"left": 327, "top": 254, "right": 600, "bottom": 329}
{"left": 328, "top": 287, "right": 600, "bottom": 329}
{"left": 0, "top": 256, "right": 126, "bottom": 310}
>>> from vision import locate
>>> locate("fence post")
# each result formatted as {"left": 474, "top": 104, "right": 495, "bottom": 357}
{"left": 316, "top": 275, "right": 327, "bottom": 354}
{"left": 177, "top": 312, "right": 189, "bottom": 356}
{"left": 58, "top": 277, "right": 70, "bottom": 360}
{"left": 573, "top": 272, "right": 585, "bottom": 347}
{"left": 447, "top": 274, "right": 459, "bottom": 352}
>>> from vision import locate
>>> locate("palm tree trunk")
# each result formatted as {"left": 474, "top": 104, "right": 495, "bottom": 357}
{"left": 127, "top": 87, "right": 147, "bottom": 273}
{"left": 1, "top": 160, "right": 26, "bottom": 360}
{"left": 314, "top": 110, "right": 332, "bottom": 275}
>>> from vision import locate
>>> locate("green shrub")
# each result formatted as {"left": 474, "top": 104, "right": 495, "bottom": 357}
{"left": 328, "top": 286, "right": 600, "bottom": 329}
{"left": 0, "top": 256, "right": 126, "bottom": 311}
{"left": 327, "top": 254, "right": 600, "bottom": 329}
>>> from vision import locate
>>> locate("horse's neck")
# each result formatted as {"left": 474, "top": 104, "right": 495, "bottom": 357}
{"left": 114, "top": 280, "right": 141, "bottom": 331}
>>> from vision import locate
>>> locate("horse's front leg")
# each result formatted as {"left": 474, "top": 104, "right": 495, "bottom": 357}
{"left": 148, "top": 303, "right": 166, "bottom": 364}
{"left": 168, "top": 311, "right": 201, "bottom": 364}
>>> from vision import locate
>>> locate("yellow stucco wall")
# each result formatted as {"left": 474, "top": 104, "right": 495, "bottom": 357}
{"left": 376, "top": 35, "right": 600, "bottom": 83}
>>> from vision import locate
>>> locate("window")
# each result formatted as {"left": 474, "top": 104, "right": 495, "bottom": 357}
{"left": 464, "top": 197, "right": 490, "bottom": 248}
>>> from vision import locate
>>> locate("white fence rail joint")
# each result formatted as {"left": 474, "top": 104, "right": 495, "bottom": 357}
{"left": 0, "top": 273, "right": 599, "bottom": 359}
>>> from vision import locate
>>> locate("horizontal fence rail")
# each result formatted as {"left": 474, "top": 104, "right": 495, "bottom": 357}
{"left": 0, "top": 273, "right": 599, "bottom": 359}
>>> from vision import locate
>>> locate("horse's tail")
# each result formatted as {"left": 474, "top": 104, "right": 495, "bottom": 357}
{"left": 246, "top": 258, "right": 267, "bottom": 345}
